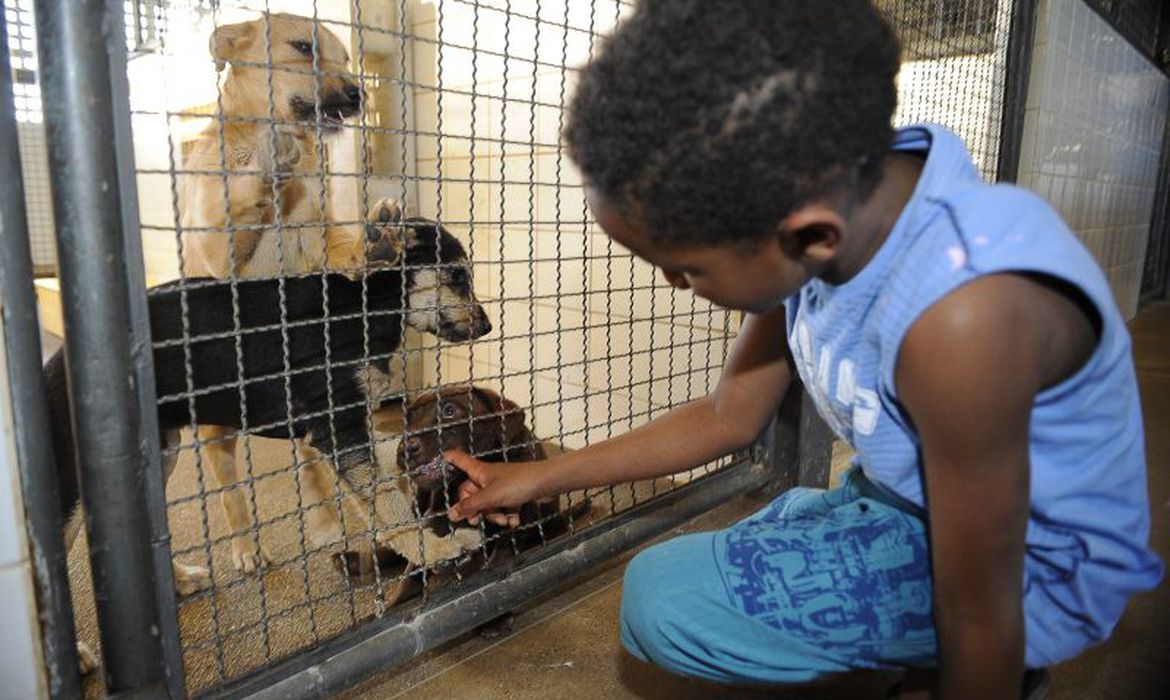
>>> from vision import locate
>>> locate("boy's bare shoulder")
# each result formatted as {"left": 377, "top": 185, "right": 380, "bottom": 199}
{"left": 899, "top": 273, "right": 1098, "bottom": 398}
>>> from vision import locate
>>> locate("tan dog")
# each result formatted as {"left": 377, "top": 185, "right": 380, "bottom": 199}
{"left": 180, "top": 12, "right": 373, "bottom": 279}
{"left": 175, "top": 13, "right": 405, "bottom": 586}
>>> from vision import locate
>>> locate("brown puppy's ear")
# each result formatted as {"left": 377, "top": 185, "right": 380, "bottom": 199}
{"left": 210, "top": 20, "right": 256, "bottom": 71}
{"left": 495, "top": 394, "right": 538, "bottom": 459}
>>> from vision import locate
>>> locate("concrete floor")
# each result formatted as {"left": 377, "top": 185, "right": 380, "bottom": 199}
{"left": 340, "top": 302, "right": 1170, "bottom": 700}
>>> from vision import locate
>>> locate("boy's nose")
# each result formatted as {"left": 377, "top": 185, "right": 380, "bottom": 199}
{"left": 662, "top": 269, "right": 689, "bottom": 290}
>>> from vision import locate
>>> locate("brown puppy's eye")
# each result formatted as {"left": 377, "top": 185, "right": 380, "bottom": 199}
{"left": 441, "top": 403, "right": 458, "bottom": 420}
{"left": 289, "top": 40, "right": 313, "bottom": 57}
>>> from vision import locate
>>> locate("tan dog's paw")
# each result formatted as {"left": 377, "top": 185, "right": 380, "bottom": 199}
{"left": 364, "top": 198, "right": 411, "bottom": 266}
{"left": 173, "top": 561, "right": 212, "bottom": 596}
{"left": 230, "top": 535, "right": 270, "bottom": 574}
{"left": 78, "top": 641, "right": 99, "bottom": 675}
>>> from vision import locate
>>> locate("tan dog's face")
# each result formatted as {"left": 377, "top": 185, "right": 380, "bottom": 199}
{"left": 396, "top": 386, "right": 533, "bottom": 491}
{"left": 211, "top": 13, "right": 362, "bottom": 131}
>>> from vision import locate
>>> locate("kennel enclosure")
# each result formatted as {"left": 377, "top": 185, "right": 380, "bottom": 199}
{"left": 0, "top": 0, "right": 1168, "bottom": 698}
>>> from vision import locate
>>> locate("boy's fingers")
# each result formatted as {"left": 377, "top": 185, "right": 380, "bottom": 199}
{"left": 443, "top": 450, "right": 490, "bottom": 486}
{"left": 448, "top": 489, "right": 490, "bottom": 522}
{"left": 485, "top": 512, "right": 511, "bottom": 527}
{"left": 457, "top": 479, "right": 480, "bottom": 502}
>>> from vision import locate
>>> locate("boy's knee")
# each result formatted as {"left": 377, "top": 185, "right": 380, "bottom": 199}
{"left": 620, "top": 549, "right": 675, "bottom": 661}
{"left": 619, "top": 539, "right": 709, "bottom": 665}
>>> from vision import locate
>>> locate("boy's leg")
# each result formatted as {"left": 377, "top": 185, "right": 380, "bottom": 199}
{"left": 620, "top": 482, "right": 936, "bottom": 685}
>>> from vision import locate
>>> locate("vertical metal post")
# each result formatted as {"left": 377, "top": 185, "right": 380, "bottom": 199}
{"left": 765, "top": 379, "right": 803, "bottom": 492}
{"left": 1140, "top": 113, "right": 1170, "bottom": 305}
{"left": 796, "top": 384, "right": 835, "bottom": 489}
{"left": 0, "top": 6, "right": 84, "bottom": 698}
{"left": 32, "top": 0, "right": 169, "bottom": 694}
{"left": 996, "top": 0, "right": 1039, "bottom": 183}
{"left": 101, "top": 0, "right": 187, "bottom": 694}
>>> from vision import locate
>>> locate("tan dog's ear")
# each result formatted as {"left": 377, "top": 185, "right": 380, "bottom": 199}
{"left": 210, "top": 20, "right": 256, "bottom": 71}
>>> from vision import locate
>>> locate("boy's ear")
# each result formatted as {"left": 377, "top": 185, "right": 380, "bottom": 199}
{"left": 210, "top": 20, "right": 256, "bottom": 71}
{"left": 776, "top": 203, "right": 844, "bottom": 265}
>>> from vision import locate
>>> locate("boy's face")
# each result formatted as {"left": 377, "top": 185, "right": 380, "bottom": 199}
{"left": 587, "top": 188, "right": 813, "bottom": 314}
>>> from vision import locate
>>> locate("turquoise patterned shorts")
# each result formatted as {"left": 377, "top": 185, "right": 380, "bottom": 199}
{"left": 620, "top": 467, "right": 936, "bottom": 684}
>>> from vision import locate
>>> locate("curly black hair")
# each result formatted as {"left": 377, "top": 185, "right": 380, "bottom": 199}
{"left": 564, "top": 0, "right": 901, "bottom": 247}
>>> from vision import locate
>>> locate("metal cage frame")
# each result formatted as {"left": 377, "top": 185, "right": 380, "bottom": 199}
{"left": 0, "top": 0, "right": 1054, "bottom": 697}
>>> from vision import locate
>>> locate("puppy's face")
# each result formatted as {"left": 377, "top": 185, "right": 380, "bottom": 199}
{"left": 211, "top": 13, "right": 362, "bottom": 131}
{"left": 396, "top": 386, "right": 530, "bottom": 492}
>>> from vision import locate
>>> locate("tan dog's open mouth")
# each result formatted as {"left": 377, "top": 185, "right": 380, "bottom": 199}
{"left": 289, "top": 90, "right": 362, "bottom": 131}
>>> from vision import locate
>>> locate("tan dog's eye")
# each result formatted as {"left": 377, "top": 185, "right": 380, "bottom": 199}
{"left": 288, "top": 40, "right": 313, "bottom": 57}
{"left": 441, "top": 403, "right": 458, "bottom": 420}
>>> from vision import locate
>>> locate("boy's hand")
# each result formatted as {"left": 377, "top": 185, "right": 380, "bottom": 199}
{"left": 444, "top": 450, "right": 544, "bottom": 527}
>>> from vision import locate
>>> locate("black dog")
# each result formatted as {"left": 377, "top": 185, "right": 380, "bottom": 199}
{"left": 48, "top": 217, "right": 491, "bottom": 603}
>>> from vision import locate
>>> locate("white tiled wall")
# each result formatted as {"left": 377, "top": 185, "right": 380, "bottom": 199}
{"left": 0, "top": 317, "right": 49, "bottom": 699}
{"left": 407, "top": 0, "right": 737, "bottom": 451}
{"left": 1017, "top": 0, "right": 1169, "bottom": 319}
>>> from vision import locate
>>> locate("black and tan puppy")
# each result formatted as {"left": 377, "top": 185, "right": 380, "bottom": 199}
{"left": 49, "top": 218, "right": 492, "bottom": 670}
{"left": 396, "top": 386, "right": 581, "bottom": 555}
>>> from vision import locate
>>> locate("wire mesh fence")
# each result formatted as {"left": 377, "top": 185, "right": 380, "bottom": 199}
{"left": 2, "top": 0, "right": 1031, "bottom": 696}
{"left": 62, "top": 1, "right": 742, "bottom": 695}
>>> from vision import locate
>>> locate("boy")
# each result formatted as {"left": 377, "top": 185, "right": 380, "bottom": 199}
{"left": 444, "top": 1, "right": 1164, "bottom": 697}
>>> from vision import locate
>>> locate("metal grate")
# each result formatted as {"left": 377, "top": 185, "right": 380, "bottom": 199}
{"left": 4, "top": 0, "right": 54, "bottom": 270}
{"left": 53, "top": 1, "right": 740, "bottom": 695}
{"left": 26, "top": 0, "right": 1021, "bottom": 696}
{"left": 881, "top": 0, "right": 1013, "bottom": 179}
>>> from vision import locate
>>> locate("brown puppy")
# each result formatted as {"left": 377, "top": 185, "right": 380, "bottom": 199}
{"left": 363, "top": 387, "right": 585, "bottom": 628}
{"left": 396, "top": 386, "right": 577, "bottom": 554}
{"left": 175, "top": 13, "right": 404, "bottom": 581}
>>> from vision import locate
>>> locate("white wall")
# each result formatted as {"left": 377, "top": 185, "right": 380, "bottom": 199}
{"left": 0, "top": 316, "right": 48, "bottom": 699}
{"left": 408, "top": 0, "right": 736, "bottom": 452}
{"left": 1017, "top": 0, "right": 1169, "bottom": 319}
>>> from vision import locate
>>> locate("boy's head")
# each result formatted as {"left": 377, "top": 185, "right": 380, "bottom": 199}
{"left": 565, "top": 0, "right": 902, "bottom": 309}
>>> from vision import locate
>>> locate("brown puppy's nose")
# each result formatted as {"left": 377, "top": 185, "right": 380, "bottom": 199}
{"left": 404, "top": 438, "right": 422, "bottom": 458}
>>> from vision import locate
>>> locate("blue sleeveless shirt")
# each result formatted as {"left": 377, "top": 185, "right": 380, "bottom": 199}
{"left": 784, "top": 124, "right": 1163, "bottom": 666}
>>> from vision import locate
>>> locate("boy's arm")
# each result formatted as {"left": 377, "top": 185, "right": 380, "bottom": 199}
{"left": 897, "top": 274, "right": 1095, "bottom": 699}
{"left": 448, "top": 303, "right": 794, "bottom": 522}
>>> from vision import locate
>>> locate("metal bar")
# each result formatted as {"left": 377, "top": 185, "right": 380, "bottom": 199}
{"left": 205, "top": 456, "right": 772, "bottom": 700}
{"left": 32, "top": 0, "right": 167, "bottom": 694}
{"left": 996, "top": 0, "right": 1038, "bottom": 184}
{"left": 100, "top": 0, "right": 187, "bottom": 693}
{"left": 1140, "top": 110, "right": 1170, "bottom": 305}
{"left": 0, "top": 6, "right": 84, "bottom": 697}
{"left": 767, "top": 380, "right": 803, "bottom": 493}
{"left": 796, "top": 382, "right": 835, "bottom": 489}
{"left": 1158, "top": 0, "right": 1170, "bottom": 71}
